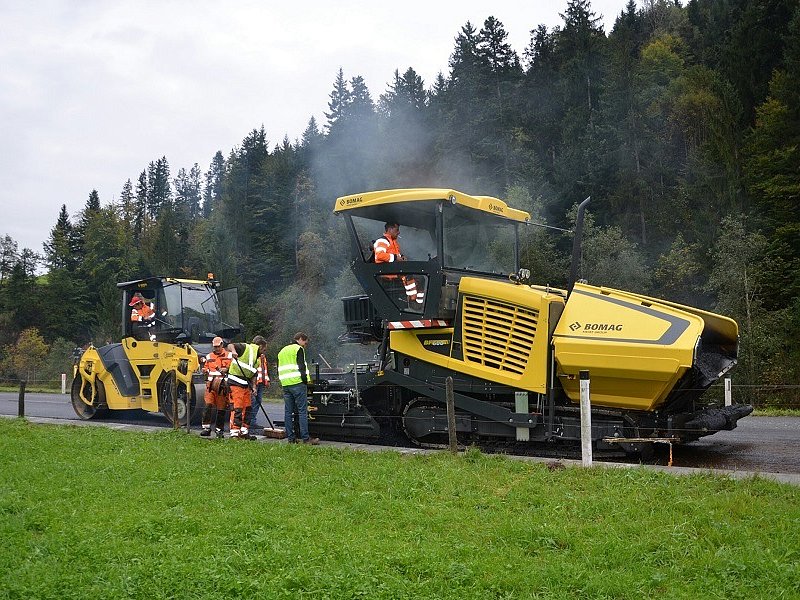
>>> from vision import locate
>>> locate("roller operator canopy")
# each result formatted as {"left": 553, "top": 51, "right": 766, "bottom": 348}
{"left": 116, "top": 276, "right": 212, "bottom": 289}
{"left": 334, "top": 188, "right": 531, "bottom": 225}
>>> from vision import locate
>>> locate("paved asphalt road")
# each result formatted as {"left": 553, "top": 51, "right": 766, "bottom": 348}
{"left": 2, "top": 392, "right": 798, "bottom": 476}
{"left": 0, "top": 391, "right": 285, "bottom": 428}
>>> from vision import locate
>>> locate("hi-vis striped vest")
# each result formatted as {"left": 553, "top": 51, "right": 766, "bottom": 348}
{"left": 227, "top": 343, "right": 259, "bottom": 386}
{"left": 277, "top": 343, "right": 308, "bottom": 386}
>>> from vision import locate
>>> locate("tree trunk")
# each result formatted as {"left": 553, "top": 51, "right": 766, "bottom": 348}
{"left": 743, "top": 267, "right": 755, "bottom": 388}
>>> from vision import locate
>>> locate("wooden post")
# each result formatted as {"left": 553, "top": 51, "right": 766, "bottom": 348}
{"left": 579, "top": 370, "right": 592, "bottom": 467}
{"left": 172, "top": 371, "right": 179, "bottom": 429}
{"left": 446, "top": 376, "right": 457, "bottom": 454}
{"left": 18, "top": 380, "right": 26, "bottom": 417}
{"left": 186, "top": 380, "right": 191, "bottom": 434}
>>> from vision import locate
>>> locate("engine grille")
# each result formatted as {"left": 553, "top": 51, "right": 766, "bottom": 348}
{"left": 461, "top": 295, "right": 539, "bottom": 375}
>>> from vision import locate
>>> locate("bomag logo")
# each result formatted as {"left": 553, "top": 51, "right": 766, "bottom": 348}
{"left": 582, "top": 323, "right": 623, "bottom": 332}
{"left": 340, "top": 196, "right": 363, "bottom": 207}
{"left": 423, "top": 339, "right": 450, "bottom": 346}
{"left": 487, "top": 202, "right": 504, "bottom": 214}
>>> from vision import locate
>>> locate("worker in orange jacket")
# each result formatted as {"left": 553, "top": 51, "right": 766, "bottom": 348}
{"left": 199, "top": 336, "right": 232, "bottom": 438}
{"left": 373, "top": 222, "right": 424, "bottom": 305}
{"left": 129, "top": 293, "right": 157, "bottom": 340}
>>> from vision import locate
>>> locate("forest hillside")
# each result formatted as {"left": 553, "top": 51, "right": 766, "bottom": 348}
{"left": 1, "top": 0, "right": 797, "bottom": 407}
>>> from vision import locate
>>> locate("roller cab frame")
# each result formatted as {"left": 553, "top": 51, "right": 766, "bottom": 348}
{"left": 71, "top": 275, "right": 241, "bottom": 425}
{"left": 311, "top": 188, "right": 752, "bottom": 453}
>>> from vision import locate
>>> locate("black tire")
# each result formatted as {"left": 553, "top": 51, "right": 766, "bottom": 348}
{"left": 70, "top": 377, "right": 108, "bottom": 420}
{"left": 402, "top": 398, "right": 452, "bottom": 447}
{"left": 160, "top": 373, "right": 201, "bottom": 426}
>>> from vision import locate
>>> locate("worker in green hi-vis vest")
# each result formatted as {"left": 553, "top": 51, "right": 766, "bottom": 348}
{"left": 277, "top": 332, "right": 320, "bottom": 445}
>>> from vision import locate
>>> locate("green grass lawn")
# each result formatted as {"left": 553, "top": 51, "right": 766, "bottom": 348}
{"left": 1, "top": 419, "right": 797, "bottom": 599}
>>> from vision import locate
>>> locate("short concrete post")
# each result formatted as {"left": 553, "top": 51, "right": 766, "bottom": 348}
{"left": 515, "top": 391, "right": 530, "bottom": 441}
{"left": 61, "top": 373, "right": 67, "bottom": 394}
{"left": 724, "top": 377, "right": 732, "bottom": 407}
{"left": 579, "top": 370, "right": 592, "bottom": 467}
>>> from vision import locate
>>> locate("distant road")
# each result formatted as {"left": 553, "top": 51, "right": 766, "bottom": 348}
{"left": 2, "top": 392, "right": 797, "bottom": 474}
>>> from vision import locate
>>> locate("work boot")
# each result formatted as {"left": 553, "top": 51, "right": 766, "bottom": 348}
{"left": 240, "top": 433, "right": 257, "bottom": 441}
{"left": 199, "top": 427, "right": 212, "bottom": 437}
{"left": 215, "top": 429, "right": 224, "bottom": 439}
{"left": 303, "top": 437, "right": 321, "bottom": 445}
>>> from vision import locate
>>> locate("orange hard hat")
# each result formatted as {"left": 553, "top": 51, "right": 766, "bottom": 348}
{"left": 129, "top": 296, "right": 143, "bottom": 306}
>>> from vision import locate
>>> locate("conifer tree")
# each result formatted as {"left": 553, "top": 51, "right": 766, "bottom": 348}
{"left": 203, "top": 151, "right": 225, "bottom": 218}
{"left": 379, "top": 68, "right": 426, "bottom": 116}
{"left": 42, "top": 205, "right": 85, "bottom": 342}
{"left": 744, "top": 5, "right": 800, "bottom": 308}
{"left": 325, "top": 68, "right": 350, "bottom": 131}
{"left": 134, "top": 170, "right": 148, "bottom": 238}
{"left": 0, "top": 235, "right": 18, "bottom": 283}
{"left": 146, "top": 157, "right": 172, "bottom": 219}
{"left": 553, "top": 0, "right": 608, "bottom": 205}
{"left": 119, "top": 179, "right": 136, "bottom": 230}
{"left": 74, "top": 190, "right": 102, "bottom": 257}
{"left": 43, "top": 205, "right": 74, "bottom": 271}
{"left": 298, "top": 116, "right": 323, "bottom": 167}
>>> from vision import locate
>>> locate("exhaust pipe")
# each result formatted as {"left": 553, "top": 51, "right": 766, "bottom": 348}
{"left": 568, "top": 197, "right": 591, "bottom": 295}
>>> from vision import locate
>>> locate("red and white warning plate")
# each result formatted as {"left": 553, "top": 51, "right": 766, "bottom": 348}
{"left": 387, "top": 319, "right": 450, "bottom": 329}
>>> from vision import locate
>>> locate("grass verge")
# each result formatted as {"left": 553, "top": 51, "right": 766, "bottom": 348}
{"left": 1, "top": 419, "right": 798, "bottom": 599}
{"left": 0, "top": 385, "right": 62, "bottom": 394}
{"left": 752, "top": 407, "right": 800, "bottom": 417}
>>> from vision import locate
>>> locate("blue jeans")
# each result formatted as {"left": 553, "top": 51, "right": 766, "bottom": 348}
{"left": 249, "top": 383, "right": 265, "bottom": 427}
{"left": 283, "top": 383, "right": 309, "bottom": 441}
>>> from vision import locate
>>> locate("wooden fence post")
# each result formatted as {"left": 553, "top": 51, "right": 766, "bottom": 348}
{"left": 446, "top": 376, "right": 457, "bottom": 454}
{"left": 18, "top": 381, "right": 26, "bottom": 417}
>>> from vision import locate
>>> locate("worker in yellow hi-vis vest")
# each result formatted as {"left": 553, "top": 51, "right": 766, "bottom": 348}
{"left": 227, "top": 339, "right": 264, "bottom": 440}
{"left": 277, "top": 332, "right": 320, "bottom": 445}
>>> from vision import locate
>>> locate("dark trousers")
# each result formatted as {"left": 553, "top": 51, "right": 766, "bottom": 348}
{"left": 282, "top": 383, "right": 309, "bottom": 441}
{"left": 201, "top": 404, "right": 228, "bottom": 431}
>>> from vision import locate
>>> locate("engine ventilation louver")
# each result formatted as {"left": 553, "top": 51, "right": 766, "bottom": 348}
{"left": 461, "top": 295, "right": 538, "bottom": 375}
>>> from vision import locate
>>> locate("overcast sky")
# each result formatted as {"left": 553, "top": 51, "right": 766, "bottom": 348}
{"left": 0, "top": 0, "right": 630, "bottom": 256}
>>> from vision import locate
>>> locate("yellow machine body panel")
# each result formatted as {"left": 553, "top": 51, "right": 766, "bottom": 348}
{"left": 552, "top": 283, "right": 715, "bottom": 410}
{"left": 389, "top": 328, "right": 456, "bottom": 371}
{"left": 390, "top": 277, "right": 565, "bottom": 394}
{"left": 74, "top": 338, "right": 198, "bottom": 412}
